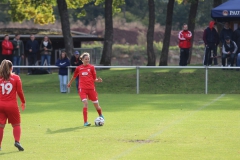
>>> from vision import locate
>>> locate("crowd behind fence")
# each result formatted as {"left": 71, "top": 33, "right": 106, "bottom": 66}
{"left": 12, "top": 65, "right": 240, "bottom": 94}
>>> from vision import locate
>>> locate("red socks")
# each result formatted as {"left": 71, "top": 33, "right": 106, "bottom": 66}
{"left": 83, "top": 107, "right": 88, "bottom": 123}
{"left": 97, "top": 108, "right": 102, "bottom": 116}
{"left": 0, "top": 127, "right": 3, "bottom": 147}
{"left": 13, "top": 125, "right": 21, "bottom": 142}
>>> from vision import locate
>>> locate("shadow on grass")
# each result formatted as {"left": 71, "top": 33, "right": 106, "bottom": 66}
{"left": 0, "top": 151, "right": 19, "bottom": 155}
{"left": 46, "top": 126, "right": 87, "bottom": 134}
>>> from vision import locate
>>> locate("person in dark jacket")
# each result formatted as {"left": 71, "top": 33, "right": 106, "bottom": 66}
{"left": 222, "top": 36, "right": 238, "bottom": 67}
{"left": 203, "top": 21, "right": 219, "bottom": 66}
{"left": 25, "top": 34, "right": 39, "bottom": 75}
{"left": 220, "top": 22, "right": 233, "bottom": 45}
{"left": 70, "top": 51, "right": 83, "bottom": 92}
{"left": 12, "top": 34, "right": 24, "bottom": 75}
{"left": 233, "top": 23, "right": 240, "bottom": 67}
{"left": 40, "top": 36, "right": 52, "bottom": 73}
{"left": 55, "top": 51, "right": 70, "bottom": 93}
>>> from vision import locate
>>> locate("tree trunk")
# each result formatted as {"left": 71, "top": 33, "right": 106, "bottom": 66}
{"left": 57, "top": 0, "right": 74, "bottom": 57}
{"left": 147, "top": 0, "right": 156, "bottom": 66}
{"left": 100, "top": 0, "right": 113, "bottom": 66}
{"left": 187, "top": 0, "right": 199, "bottom": 64}
{"left": 159, "top": 0, "right": 175, "bottom": 66}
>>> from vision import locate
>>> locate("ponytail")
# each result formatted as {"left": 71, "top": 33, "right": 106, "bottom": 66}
{"left": 0, "top": 60, "right": 13, "bottom": 80}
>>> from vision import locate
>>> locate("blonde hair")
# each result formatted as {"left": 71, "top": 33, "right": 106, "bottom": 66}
{"left": 0, "top": 60, "right": 13, "bottom": 80}
{"left": 80, "top": 52, "right": 90, "bottom": 61}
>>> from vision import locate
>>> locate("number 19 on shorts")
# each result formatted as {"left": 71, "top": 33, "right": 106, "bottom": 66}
{"left": 0, "top": 83, "right": 13, "bottom": 94}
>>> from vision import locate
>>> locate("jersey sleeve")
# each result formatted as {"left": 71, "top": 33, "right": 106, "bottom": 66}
{"left": 16, "top": 76, "right": 25, "bottom": 103}
{"left": 73, "top": 66, "right": 79, "bottom": 78}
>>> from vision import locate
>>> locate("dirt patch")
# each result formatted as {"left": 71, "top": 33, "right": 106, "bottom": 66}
{"left": 121, "top": 139, "right": 159, "bottom": 144}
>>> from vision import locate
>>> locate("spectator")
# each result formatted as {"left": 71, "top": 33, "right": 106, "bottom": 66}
{"left": 40, "top": 36, "right": 52, "bottom": 73}
{"left": 25, "top": 34, "right": 39, "bottom": 75}
{"left": 1, "top": 34, "right": 13, "bottom": 62}
{"left": 232, "top": 23, "right": 240, "bottom": 67}
{"left": 12, "top": 34, "right": 24, "bottom": 75}
{"left": 70, "top": 51, "right": 83, "bottom": 92}
{"left": 220, "top": 22, "right": 233, "bottom": 45}
{"left": 178, "top": 23, "right": 192, "bottom": 66}
{"left": 203, "top": 21, "right": 219, "bottom": 66}
{"left": 55, "top": 51, "right": 70, "bottom": 93}
{"left": 222, "top": 36, "right": 238, "bottom": 67}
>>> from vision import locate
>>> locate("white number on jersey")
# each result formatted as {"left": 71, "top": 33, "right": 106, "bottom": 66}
{"left": 82, "top": 72, "right": 88, "bottom": 76}
{"left": 0, "top": 82, "right": 13, "bottom": 95}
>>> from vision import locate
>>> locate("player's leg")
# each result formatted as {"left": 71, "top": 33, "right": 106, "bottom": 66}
{"left": 12, "top": 124, "right": 24, "bottom": 151}
{"left": 88, "top": 90, "right": 104, "bottom": 119}
{"left": 0, "top": 124, "right": 5, "bottom": 151}
{"left": 6, "top": 104, "right": 24, "bottom": 151}
{"left": 79, "top": 89, "right": 91, "bottom": 126}
{"left": 0, "top": 104, "right": 7, "bottom": 150}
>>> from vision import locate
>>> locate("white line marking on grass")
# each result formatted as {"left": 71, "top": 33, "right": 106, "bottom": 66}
{"left": 111, "top": 94, "right": 225, "bottom": 160}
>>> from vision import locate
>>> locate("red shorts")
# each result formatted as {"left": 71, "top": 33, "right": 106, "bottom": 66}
{"left": 79, "top": 88, "right": 98, "bottom": 102}
{"left": 0, "top": 101, "right": 21, "bottom": 124}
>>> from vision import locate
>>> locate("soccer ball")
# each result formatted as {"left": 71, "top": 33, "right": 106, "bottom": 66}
{"left": 95, "top": 117, "right": 104, "bottom": 126}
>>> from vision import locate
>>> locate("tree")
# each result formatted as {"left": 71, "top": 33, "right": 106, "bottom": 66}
{"left": 146, "top": 0, "right": 155, "bottom": 66}
{"left": 6, "top": 0, "right": 124, "bottom": 60}
{"left": 187, "top": 0, "right": 199, "bottom": 64}
{"left": 57, "top": 0, "right": 73, "bottom": 55}
{"left": 159, "top": 0, "right": 175, "bottom": 66}
{"left": 100, "top": 0, "right": 113, "bottom": 66}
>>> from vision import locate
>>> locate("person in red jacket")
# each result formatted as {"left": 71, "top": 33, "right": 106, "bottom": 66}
{"left": 0, "top": 60, "right": 26, "bottom": 151}
{"left": 67, "top": 52, "right": 104, "bottom": 126}
{"left": 1, "top": 35, "right": 14, "bottom": 62}
{"left": 178, "top": 24, "right": 192, "bottom": 66}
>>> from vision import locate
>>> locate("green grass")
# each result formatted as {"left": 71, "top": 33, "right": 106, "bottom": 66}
{"left": 20, "top": 68, "right": 240, "bottom": 94}
{"left": 0, "top": 94, "right": 239, "bottom": 160}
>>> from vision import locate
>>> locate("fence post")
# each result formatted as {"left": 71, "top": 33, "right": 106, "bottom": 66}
{"left": 136, "top": 66, "right": 139, "bottom": 94}
{"left": 205, "top": 66, "right": 208, "bottom": 94}
{"left": 67, "top": 67, "right": 71, "bottom": 93}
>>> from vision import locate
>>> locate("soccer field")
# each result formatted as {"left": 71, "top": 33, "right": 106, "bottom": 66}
{"left": 0, "top": 93, "right": 239, "bottom": 160}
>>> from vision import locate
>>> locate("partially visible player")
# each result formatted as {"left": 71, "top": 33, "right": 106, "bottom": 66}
{"left": 67, "top": 52, "right": 104, "bottom": 126}
{"left": 0, "top": 60, "right": 26, "bottom": 151}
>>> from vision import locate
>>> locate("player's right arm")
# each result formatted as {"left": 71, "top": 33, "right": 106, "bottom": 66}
{"left": 67, "top": 66, "right": 79, "bottom": 87}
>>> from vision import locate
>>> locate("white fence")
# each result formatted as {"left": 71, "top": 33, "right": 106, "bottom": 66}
{"left": 13, "top": 65, "right": 240, "bottom": 94}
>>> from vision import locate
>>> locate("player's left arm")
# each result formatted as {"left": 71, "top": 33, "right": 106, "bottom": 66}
{"left": 92, "top": 66, "right": 102, "bottom": 82}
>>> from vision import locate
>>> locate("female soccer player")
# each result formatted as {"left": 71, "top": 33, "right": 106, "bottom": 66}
{"left": 0, "top": 60, "right": 25, "bottom": 151}
{"left": 67, "top": 52, "right": 104, "bottom": 126}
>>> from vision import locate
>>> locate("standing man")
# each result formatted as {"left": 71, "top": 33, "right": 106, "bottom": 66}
{"left": 203, "top": 21, "right": 219, "bottom": 66}
{"left": 25, "top": 34, "right": 39, "bottom": 75}
{"left": 220, "top": 22, "right": 233, "bottom": 45}
{"left": 178, "top": 23, "right": 192, "bottom": 66}
{"left": 70, "top": 51, "right": 83, "bottom": 92}
{"left": 12, "top": 34, "right": 24, "bottom": 75}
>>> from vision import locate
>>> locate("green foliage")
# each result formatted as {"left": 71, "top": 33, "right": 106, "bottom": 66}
{"left": 5, "top": 0, "right": 124, "bottom": 25}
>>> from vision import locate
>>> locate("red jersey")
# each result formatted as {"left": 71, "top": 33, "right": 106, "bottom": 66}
{"left": 2, "top": 40, "right": 13, "bottom": 55}
{"left": 0, "top": 74, "right": 25, "bottom": 103}
{"left": 73, "top": 64, "right": 97, "bottom": 89}
{"left": 178, "top": 30, "right": 192, "bottom": 49}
